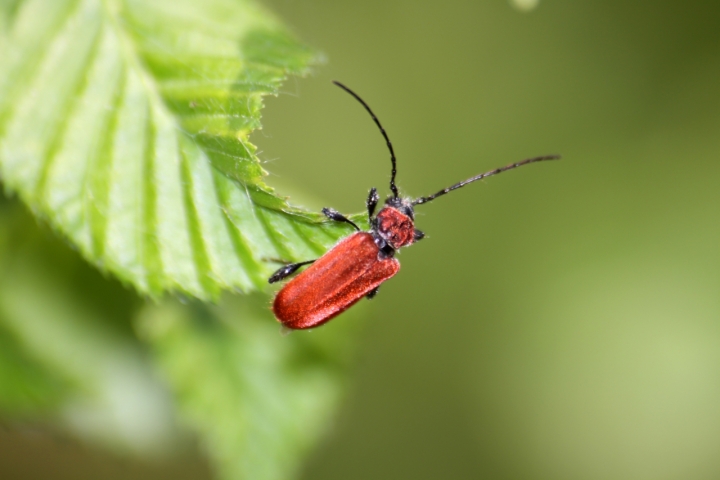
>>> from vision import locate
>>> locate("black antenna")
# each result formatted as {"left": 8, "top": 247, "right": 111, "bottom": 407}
{"left": 412, "top": 155, "right": 560, "bottom": 206}
{"left": 333, "top": 81, "right": 399, "bottom": 199}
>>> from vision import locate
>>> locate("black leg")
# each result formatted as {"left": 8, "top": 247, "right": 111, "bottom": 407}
{"left": 268, "top": 260, "right": 315, "bottom": 284}
{"left": 322, "top": 207, "right": 360, "bottom": 231}
{"left": 414, "top": 229, "right": 425, "bottom": 242}
{"left": 366, "top": 286, "right": 380, "bottom": 299}
{"left": 367, "top": 187, "right": 379, "bottom": 221}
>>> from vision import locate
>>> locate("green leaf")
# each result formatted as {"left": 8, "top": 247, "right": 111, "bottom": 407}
{"left": 137, "top": 295, "right": 358, "bottom": 480}
{"left": 0, "top": 198, "right": 180, "bottom": 455}
{"left": 0, "top": 196, "right": 360, "bottom": 474}
{"left": 0, "top": 200, "right": 71, "bottom": 416}
{"left": 0, "top": 323, "right": 70, "bottom": 414}
{"left": 0, "top": 0, "right": 353, "bottom": 300}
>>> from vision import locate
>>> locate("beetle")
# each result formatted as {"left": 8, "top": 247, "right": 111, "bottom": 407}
{"left": 269, "top": 81, "right": 559, "bottom": 329}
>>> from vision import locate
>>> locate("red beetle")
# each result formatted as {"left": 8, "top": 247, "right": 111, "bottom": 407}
{"left": 269, "top": 81, "right": 559, "bottom": 329}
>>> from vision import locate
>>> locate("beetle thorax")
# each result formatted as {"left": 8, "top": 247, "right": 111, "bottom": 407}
{"left": 374, "top": 206, "right": 415, "bottom": 249}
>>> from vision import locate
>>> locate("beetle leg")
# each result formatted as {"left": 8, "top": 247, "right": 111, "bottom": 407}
{"left": 268, "top": 260, "right": 316, "bottom": 284}
{"left": 366, "top": 286, "right": 380, "bottom": 299}
{"left": 322, "top": 207, "right": 360, "bottom": 231}
{"left": 414, "top": 229, "right": 425, "bottom": 242}
{"left": 366, "top": 187, "right": 379, "bottom": 221}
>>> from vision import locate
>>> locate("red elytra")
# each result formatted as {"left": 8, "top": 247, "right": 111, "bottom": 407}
{"left": 272, "top": 232, "right": 400, "bottom": 329}
{"left": 269, "top": 81, "right": 559, "bottom": 330}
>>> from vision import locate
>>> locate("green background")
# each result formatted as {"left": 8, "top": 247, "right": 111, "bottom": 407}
{"left": 4, "top": 0, "right": 720, "bottom": 479}
{"left": 259, "top": 0, "right": 720, "bottom": 479}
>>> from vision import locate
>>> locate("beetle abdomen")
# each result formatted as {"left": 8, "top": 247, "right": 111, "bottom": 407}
{"left": 273, "top": 232, "right": 400, "bottom": 329}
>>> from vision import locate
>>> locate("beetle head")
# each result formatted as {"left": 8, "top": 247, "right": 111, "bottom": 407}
{"left": 374, "top": 198, "right": 417, "bottom": 249}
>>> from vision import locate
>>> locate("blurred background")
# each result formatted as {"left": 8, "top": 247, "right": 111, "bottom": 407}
{"left": 3, "top": 0, "right": 720, "bottom": 479}
{"left": 259, "top": 0, "right": 720, "bottom": 479}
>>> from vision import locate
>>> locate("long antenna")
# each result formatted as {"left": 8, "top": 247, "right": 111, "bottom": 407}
{"left": 412, "top": 155, "right": 560, "bottom": 206}
{"left": 333, "top": 81, "right": 399, "bottom": 199}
